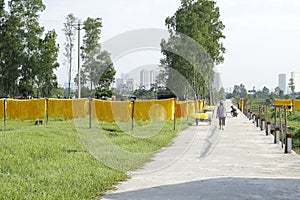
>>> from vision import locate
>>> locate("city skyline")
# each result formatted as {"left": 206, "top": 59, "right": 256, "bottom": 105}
{"left": 277, "top": 71, "right": 300, "bottom": 94}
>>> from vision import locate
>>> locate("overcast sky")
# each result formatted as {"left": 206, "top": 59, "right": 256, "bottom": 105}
{"left": 40, "top": 0, "right": 300, "bottom": 91}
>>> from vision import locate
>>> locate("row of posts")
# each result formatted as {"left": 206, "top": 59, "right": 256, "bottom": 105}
{"left": 243, "top": 100, "right": 292, "bottom": 154}
{"left": 2, "top": 98, "right": 181, "bottom": 131}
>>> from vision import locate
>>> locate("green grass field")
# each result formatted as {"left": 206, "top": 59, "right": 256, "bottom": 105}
{"left": 287, "top": 111, "right": 300, "bottom": 152}
{"left": 0, "top": 118, "right": 192, "bottom": 199}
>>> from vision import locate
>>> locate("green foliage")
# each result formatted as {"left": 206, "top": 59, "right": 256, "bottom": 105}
{"left": 214, "top": 87, "right": 225, "bottom": 103}
{"left": 0, "top": 0, "right": 59, "bottom": 97}
{"left": 232, "top": 84, "right": 248, "bottom": 99}
{"left": 82, "top": 17, "right": 102, "bottom": 57}
{"left": 288, "top": 111, "right": 300, "bottom": 149}
{"left": 80, "top": 17, "right": 116, "bottom": 98}
{"left": 50, "top": 87, "right": 64, "bottom": 98}
{"left": 260, "top": 87, "right": 270, "bottom": 98}
{"left": 160, "top": 0, "right": 225, "bottom": 101}
{"left": 133, "top": 86, "right": 153, "bottom": 99}
{"left": 36, "top": 30, "right": 59, "bottom": 97}
{"left": 272, "top": 87, "right": 284, "bottom": 99}
{"left": 95, "top": 50, "right": 116, "bottom": 97}
{"left": 288, "top": 78, "right": 295, "bottom": 96}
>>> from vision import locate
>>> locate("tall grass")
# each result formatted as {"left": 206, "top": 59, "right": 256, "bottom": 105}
{"left": 287, "top": 111, "right": 300, "bottom": 150}
{"left": 0, "top": 118, "right": 192, "bottom": 199}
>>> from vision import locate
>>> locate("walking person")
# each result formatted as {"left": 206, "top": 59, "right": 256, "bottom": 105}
{"left": 216, "top": 100, "right": 227, "bottom": 130}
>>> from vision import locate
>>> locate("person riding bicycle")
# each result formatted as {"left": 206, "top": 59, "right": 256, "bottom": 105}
{"left": 231, "top": 105, "right": 238, "bottom": 117}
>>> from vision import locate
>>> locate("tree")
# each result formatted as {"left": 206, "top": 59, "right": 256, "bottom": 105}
{"left": 81, "top": 17, "right": 102, "bottom": 91}
{"left": 0, "top": 0, "right": 6, "bottom": 96}
{"left": 36, "top": 30, "right": 59, "bottom": 97}
{"left": 0, "top": 0, "right": 59, "bottom": 97}
{"left": 232, "top": 84, "right": 248, "bottom": 99}
{"left": 62, "top": 13, "right": 77, "bottom": 98}
{"left": 215, "top": 87, "right": 225, "bottom": 102}
{"left": 256, "top": 86, "right": 270, "bottom": 99}
{"left": 262, "top": 86, "right": 270, "bottom": 97}
{"left": 80, "top": 17, "right": 116, "bottom": 98}
{"left": 160, "top": 0, "right": 225, "bottom": 104}
{"left": 288, "top": 78, "right": 295, "bottom": 98}
{"left": 273, "top": 87, "right": 284, "bottom": 99}
{"left": 0, "top": 0, "right": 4, "bottom": 15}
{"left": 133, "top": 85, "right": 158, "bottom": 100}
{"left": 95, "top": 50, "right": 116, "bottom": 98}
{"left": 0, "top": 1, "right": 24, "bottom": 96}
{"left": 13, "top": 0, "right": 46, "bottom": 97}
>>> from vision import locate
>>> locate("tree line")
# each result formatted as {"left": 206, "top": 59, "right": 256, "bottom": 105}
{"left": 227, "top": 81, "right": 300, "bottom": 100}
{"left": 0, "top": 0, "right": 115, "bottom": 99}
{"left": 0, "top": 0, "right": 59, "bottom": 98}
{"left": 0, "top": 0, "right": 226, "bottom": 101}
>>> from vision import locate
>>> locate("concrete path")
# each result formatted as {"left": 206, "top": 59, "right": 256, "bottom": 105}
{"left": 103, "top": 100, "right": 300, "bottom": 200}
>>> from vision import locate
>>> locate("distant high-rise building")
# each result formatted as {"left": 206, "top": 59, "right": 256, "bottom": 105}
{"left": 63, "top": 82, "right": 75, "bottom": 90}
{"left": 150, "top": 70, "right": 158, "bottom": 86}
{"left": 140, "top": 69, "right": 150, "bottom": 89}
{"left": 115, "top": 78, "right": 124, "bottom": 89}
{"left": 140, "top": 70, "right": 145, "bottom": 86}
{"left": 121, "top": 73, "right": 129, "bottom": 80}
{"left": 291, "top": 72, "right": 300, "bottom": 93}
{"left": 278, "top": 74, "right": 287, "bottom": 94}
{"left": 126, "top": 78, "right": 134, "bottom": 91}
{"left": 213, "top": 72, "right": 223, "bottom": 92}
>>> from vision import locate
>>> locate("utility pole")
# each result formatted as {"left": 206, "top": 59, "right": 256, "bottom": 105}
{"left": 68, "top": 41, "right": 72, "bottom": 98}
{"left": 72, "top": 21, "right": 84, "bottom": 98}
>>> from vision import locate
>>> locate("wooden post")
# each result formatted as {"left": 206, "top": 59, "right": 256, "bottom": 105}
{"left": 274, "top": 106, "right": 277, "bottom": 143}
{"left": 186, "top": 101, "right": 189, "bottom": 121}
{"left": 260, "top": 105, "right": 264, "bottom": 131}
{"left": 4, "top": 99, "right": 6, "bottom": 129}
{"left": 173, "top": 98, "right": 176, "bottom": 131}
{"left": 131, "top": 100, "right": 135, "bottom": 131}
{"left": 89, "top": 98, "right": 92, "bottom": 129}
{"left": 283, "top": 107, "right": 290, "bottom": 153}
{"left": 261, "top": 118, "right": 265, "bottom": 131}
{"left": 279, "top": 109, "right": 283, "bottom": 148}
{"left": 265, "top": 104, "right": 269, "bottom": 135}
{"left": 46, "top": 98, "right": 49, "bottom": 126}
{"left": 258, "top": 105, "right": 261, "bottom": 128}
{"left": 265, "top": 104, "right": 269, "bottom": 122}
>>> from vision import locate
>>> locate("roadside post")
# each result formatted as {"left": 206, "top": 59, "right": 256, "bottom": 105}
{"left": 131, "top": 100, "right": 135, "bottom": 131}
{"left": 283, "top": 106, "right": 292, "bottom": 153}
{"left": 173, "top": 99, "right": 176, "bottom": 131}
{"left": 89, "top": 97, "right": 92, "bottom": 129}
{"left": 274, "top": 106, "right": 279, "bottom": 143}
{"left": 46, "top": 98, "right": 49, "bottom": 126}
{"left": 4, "top": 99, "right": 6, "bottom": 129}
{"left": 265, "top": 104, "right": 271, "bottom": 135}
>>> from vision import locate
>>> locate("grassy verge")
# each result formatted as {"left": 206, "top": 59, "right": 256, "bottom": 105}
{"left": 0, "top": 118, "right": 192, "bottom": 199}
{"left": 271, "top": 111, "right": 300, "bottom": 154}
{"left": 287, "top": 111, "right": 300, "bottom": 151}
